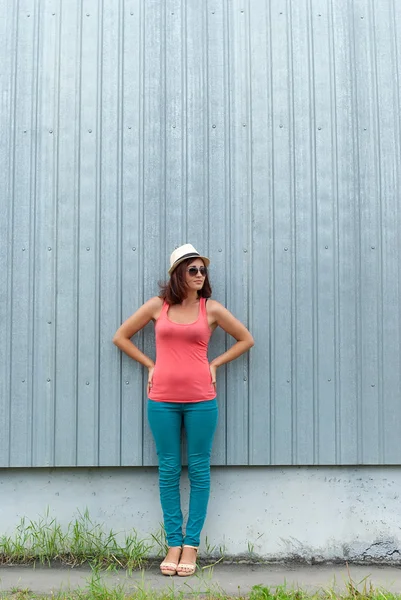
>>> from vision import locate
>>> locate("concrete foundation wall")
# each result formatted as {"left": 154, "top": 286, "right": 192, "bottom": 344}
{"left": 1, "top": 467, "right": 400, "bottom": 563}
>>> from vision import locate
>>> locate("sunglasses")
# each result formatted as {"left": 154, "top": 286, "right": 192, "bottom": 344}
{"left": 187, "top": 266, "right": 207, "bottom": 277}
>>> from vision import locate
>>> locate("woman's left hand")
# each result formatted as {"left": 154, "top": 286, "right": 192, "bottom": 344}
{"left": 209, "top": 363, "right": 217, "bottom": 388}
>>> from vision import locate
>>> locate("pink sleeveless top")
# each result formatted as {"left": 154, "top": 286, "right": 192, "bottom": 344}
{"left": 148, "top": 297, "right": 216, "bottom": 403}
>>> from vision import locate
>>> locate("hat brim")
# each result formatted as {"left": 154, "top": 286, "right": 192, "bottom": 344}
{"left": 168, "top": 254, "right": 210, "bottom": 275}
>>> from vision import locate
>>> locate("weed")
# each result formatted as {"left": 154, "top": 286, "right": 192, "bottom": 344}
{"left": 0, "top": 509, "right": 152, "bottom": 570}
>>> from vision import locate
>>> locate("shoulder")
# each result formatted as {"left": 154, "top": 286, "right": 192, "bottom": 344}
{"left": 146, "top": 296, "right": 164, "bottom": 308}
{"left": 138, "top": 296, "right": 163, "bottom": 319}
{"left": 205, "top": 298, "right": 225, "bottom": 317}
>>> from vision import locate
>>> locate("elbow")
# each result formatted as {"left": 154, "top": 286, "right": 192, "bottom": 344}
{"left": 248, "top": 336, "right": 255, "bottom": 349}
{"left": 112, "top": 332, "right": 122, "bottom": 347}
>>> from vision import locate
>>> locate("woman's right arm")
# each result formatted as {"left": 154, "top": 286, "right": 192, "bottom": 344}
{"left": 112, "top": 296, "right": 163, "bottom": 369}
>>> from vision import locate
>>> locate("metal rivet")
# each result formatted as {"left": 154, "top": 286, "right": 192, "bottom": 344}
{"left": 328, "top": 378, "right": 331, "bottom": 382}
{"left": 318, "top": 13, "right": 321, "bottom": 16}
{"left": 361, "top": 16, "right": 364, "bottom": 19}
{"left": 243, "top": 377, "right": 247, "bottom": 381}
{"left": 22, "top": 247, "right": 26, "bottom": 251}
{"left": 279, "top": 124, "right": 283, "bottom": 128}
{"left": 325, "top": 245, "right": 328, "bottom": 249}
{"left": 243, "top": 249, "right": 247, "bottom": 253}
{"left": 52, "top": 12, "right": 55, "bottom": 15}
{"left": 24, "top": 130, "right": 27, "bottom": 133}
{"left": 284, "top": 247, "right": 288, "bottom": 251}
{"left": 364, "top": 128, "right": 367, "bottom": 131}
{"left": 243, "top": 123, "right": 246, "bottom": 127}
{"left": 212, "top": 11, "right": 215, "bottom": 14}
{"left": 125, "top": 381, "right": 129, "bottom": 385}
{"left": 86, "top": 381, "right": 90, "bottom": 385}
{"left": 47, "top": 321, "right": 51, "bottom": 324}
{"left": 27, "top": 14, "right": 30, "bottom": 17}
{"left": 86, "top": 247, "right": 90, "bottom": 251}
{"left": 128, "top": 126, "right": 132, "bottom": 129}
{"left": 86, "top": 13, "right": 90, "bottom": 16}
{"left": 371, "top": 246, "right": 375, "bottom": 249}
{"left": 218, "top": 248, "right": 222, "bottom": 252}
{"left": 318, "top": 127, "right": 322, "bottom": 130}
{"left": 88, "top": 129, "right": 92, "bottom": 133}
{"left": 280, "top": 12, "right": 283, "bottom": 15}
{"left": 171, "top": 12, "right": 174, "bottom": 15}
{"left": 130, "top": 11, "right": 134, "bottom": 15}
{"left": 172, "top": 125, "right": 176, "bottom": 128}
{"left": 47, "top": 378, "right": 50, "bottom": 382}
{"left": 22, "top": 379, "right": 25, "bottom": 383}
{"left": 287, "top": 379, "right": 290, "bottom": 383}
{"left": 48, "top": 247, "right": 52, "bottom": 251}
{"left": 132, "top": 247, "right": 136, "bottom": 251}
{"left": 371, "top": 384, "right": 375, "bottom": 387}
{"left": 241, "top": 10, "right": 244, "bottom": 13}
{"left": 212, "top": 124, "right": 216, "bottom": 128}
{"left": 49, "top": 129, "right": 53, "bottom": 133}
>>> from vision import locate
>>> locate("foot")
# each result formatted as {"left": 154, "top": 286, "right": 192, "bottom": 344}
{"left": 160, "top": 546, "right": 182, "bottom": 576}
{"left": 177, "top": 545, "right": 198, "bottom": 577}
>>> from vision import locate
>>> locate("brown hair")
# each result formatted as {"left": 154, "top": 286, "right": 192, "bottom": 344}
{"left": 159, "top": 258, "right": 212, "bottom": 305}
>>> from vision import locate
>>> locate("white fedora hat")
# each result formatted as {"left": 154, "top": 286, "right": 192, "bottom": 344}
{"left": 168, "top": 243, "right": 210, "bottom": 275}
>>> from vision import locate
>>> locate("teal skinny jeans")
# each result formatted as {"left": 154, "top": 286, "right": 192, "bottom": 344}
{"left": 147, "top": 398, "right": 218, "bottom": 547}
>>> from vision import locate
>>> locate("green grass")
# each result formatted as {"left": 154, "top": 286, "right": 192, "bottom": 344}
{"left": 0, "top": 509, "right": 156, "bottom": 570}
{"left": 1, "top": 513, "right": 401, "bottom": 599}
{"left": 1, "top": 578, "right": 401, "bottom": 600}
{"left": 0, "top": 510, "right": 234, "bottom": 571}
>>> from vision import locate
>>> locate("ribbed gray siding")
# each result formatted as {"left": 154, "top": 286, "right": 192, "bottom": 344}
{"left": 1, "top": 0, "right": 400, "bottom": 467}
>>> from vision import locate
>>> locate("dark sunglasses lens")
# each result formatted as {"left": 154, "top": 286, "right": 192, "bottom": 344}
{"left": 188, "top": 267, "right": 207, "bottom": 276}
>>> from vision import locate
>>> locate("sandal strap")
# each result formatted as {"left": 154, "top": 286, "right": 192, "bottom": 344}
{"left": 177, "top": 563, "right": 196, "bottom": 575}
{"left": 160, "top": 561, "right": 178, "bottom": 568}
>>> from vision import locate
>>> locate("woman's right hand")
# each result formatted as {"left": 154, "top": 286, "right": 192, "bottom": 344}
{"left": 147, "top": 366, "right": 155, "bottom": 395}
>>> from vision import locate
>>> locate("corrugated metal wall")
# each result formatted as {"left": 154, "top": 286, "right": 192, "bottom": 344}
{"left": 1, "top": 0, "right": 400, "bottom": 467}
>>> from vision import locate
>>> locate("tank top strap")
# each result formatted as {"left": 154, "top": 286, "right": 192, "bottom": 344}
{"left": 199, "top": 297, "right": 207, "bottom": 319}
{"left": 160, "top": 300, "right": 169, "bottom": 318}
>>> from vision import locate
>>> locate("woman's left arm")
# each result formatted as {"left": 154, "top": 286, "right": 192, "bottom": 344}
{"left": 208, "top": 300, "right": 254, "bottom": 383}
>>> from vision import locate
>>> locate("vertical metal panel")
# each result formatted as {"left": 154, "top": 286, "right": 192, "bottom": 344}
{"left": 206, "top": 0, "right": 229, "bottom": 465}
{"left": 0, "top": 0, "right": 15, "bottom": 467}
{"left": 7, "top": 0, "right": 36, "bottom": 466}
{"left": 31, "top": 0, "right": 58, "bottom": 467}
{"left": 291, "top": 0, "right": 315, "bottom": 465}
{"left": 1, "top": 0, "right": 401, "bottom": 467}
{"left": 225, "top": 1, "right": 251, "bottom": 465}
{"left": 331, "top": 0, "right": 359, "bottom": 465}
{"left": 120, "top": 0, "right": 145, "bottom": 466}
{"left": 248, "top": 0, "right": 272, "bottom": 465}
{"left": 353, "top": 0, "right": 382, "bottom": 464}
{"left": 75, "top": 0, "right": 101, "bottom": 466}
{"left": 54, "top": 0, "right": 79, "bottom": 467}
{"left": 269, "top": 0, "right": 294, "bottom": 465}
{"left": 378, "top": 0, "right": 401, "bottom": 463}
{"left": 98, "top": 0, "right": 123, "bottom": 466}
{"left": 313, "top": 1, "right": 337, "bottom": 464}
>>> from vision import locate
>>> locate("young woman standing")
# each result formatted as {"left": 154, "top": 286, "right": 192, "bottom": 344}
{"left": 113, "top": 244, "right": 254, "bottom": 576}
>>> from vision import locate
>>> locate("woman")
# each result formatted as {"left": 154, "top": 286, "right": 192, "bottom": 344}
{"left": 113, "top": 244, "right": 254, "bottom": 576}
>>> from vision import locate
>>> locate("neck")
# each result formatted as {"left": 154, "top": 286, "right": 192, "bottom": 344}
{"left": 182, "top": 291, "right": 199, "bottom": 305}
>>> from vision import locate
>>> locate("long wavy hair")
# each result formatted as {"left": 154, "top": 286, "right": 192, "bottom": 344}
{"left": 159, "top": 258, "right": 212, "bottom": 305}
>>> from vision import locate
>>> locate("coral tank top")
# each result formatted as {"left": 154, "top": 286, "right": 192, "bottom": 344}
{"left": 148, "top": 297, "right": 216, "bottom": 403}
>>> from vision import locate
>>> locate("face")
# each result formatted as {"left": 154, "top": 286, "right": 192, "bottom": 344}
{"left": 184, "top": 258, "right": 207, "bottom": 292}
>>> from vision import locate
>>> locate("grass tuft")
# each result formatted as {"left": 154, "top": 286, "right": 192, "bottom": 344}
{"left": 0, "top": 508, "right": 153, "bottom": 570}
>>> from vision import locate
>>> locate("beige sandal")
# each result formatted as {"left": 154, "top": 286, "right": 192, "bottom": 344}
{"left": 177, "top": 544, "right": 198, "bottom": 577}
{"left": 160, "top": 547, "right": 181, "bottom": 576}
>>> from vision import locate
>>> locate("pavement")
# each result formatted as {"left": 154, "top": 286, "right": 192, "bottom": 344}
{"left": 1, "top": 563, "right": 401, "bottom": 597}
